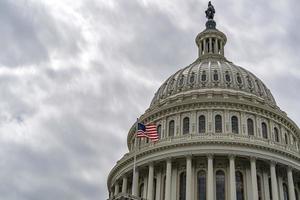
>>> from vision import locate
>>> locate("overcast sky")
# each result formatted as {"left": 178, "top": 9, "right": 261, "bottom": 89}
{"left": 0, "top": 0, "right": 300, "bottom": 199}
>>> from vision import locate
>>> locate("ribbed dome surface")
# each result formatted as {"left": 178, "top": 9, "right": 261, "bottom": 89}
{"left": 150, "top": 58, "right": 276, "bottom": 107}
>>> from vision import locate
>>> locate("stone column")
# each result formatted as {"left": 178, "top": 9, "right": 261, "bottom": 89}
{"left": 207, "top": 154, "right": 214, "bottom": 200}
{"left": 199, "top": 40, "right": 203, "bottom": 56}
{"left": 288, "top": 167, "right": 296, "bottom": 200}
{"left": 165, "top": 159, "right": 172, "bottom": 200}
{"left": 147, "top": 163, "right": 154, "bottom": 200}
{"left": 215, "top": 38, "right": 218, "bottom": 54}
{"left": 156, "top": 171, "right": 162, "bottom": 200}
{"left": 204, "top": 39, "right": 207, "bottom": 54}
{"left": 250, "top": 157, "right": 258, "bottom": 200}
{"left": 186, "top": 156, "right": 192, "bottom": 200}
{"left": 229, "top": 155, "right": 236, "bottom": 200}
{"left": 122, "top": 176, "right": 128, "bottom": 194}
{"left": 270, "top": 161, "right": 279, "bottom": 200}
{"left": 132, "top": 168, "right": 139, "bottom": 196}
{"left": 114, "top": 182, "right": 119, "bottom": 196}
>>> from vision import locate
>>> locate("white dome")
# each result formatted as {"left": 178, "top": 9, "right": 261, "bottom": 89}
{"left": 150, "top": 58, "right": 277, "bottom": 108}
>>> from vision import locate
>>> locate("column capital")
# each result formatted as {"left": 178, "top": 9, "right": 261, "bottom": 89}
{"left": 250, "top": 156, "right": 256, "bottom": 162}
{"left": 228, "top": 154, "right": 235, "bottom": 160}
{"left": 207, "top": 153, "right": 214, "bottom": 159}
{"left": 287, "top": 165, "right": 293, "bottom": 172}
{"left": 185, "top": 154, "right": 193, "bottom": 159}
{"left": 270, "top": 160, "right": 277, "bottom": 166}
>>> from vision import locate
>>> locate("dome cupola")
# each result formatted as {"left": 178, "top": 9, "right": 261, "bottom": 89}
{"left": 195, "top": 1, "right": 227, "bottom": 60}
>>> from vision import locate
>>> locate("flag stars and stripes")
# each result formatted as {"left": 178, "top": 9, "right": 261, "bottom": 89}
{"left": 136, "top": 123, "right": 159, "bottom": 142}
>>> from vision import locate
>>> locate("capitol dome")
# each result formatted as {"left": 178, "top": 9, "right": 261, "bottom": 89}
{"left": 108, "top": 2, "right": 300, "bottom": 200}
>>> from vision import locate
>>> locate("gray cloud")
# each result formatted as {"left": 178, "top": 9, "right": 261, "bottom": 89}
{"left": 0, "top": 0, "right": 300, "bottom": 200}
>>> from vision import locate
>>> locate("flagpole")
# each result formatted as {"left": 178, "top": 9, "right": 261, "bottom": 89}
{"left": 132, "top": 118, "right": 138, "bottom": 196}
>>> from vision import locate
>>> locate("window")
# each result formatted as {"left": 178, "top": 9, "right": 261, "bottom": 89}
{"left": 247, "top": 118, "right": 254, "bottom": 136}
{"left": 183, "top": 117, "right": 190, "bottom": 135}
{"left": 225, "top": 72, "right": 231, "bottom": 82}
{"left": 213, "top": 70, "right": 219, "bottom": 81}
{"left": 285, "top": 133, "right": 289, "bottom": 145}
{"left": 179, "top": 75, "right": 184, "bottom": 86}
{"left": 197, "top": 170, "right": 206, "bottom": 200}
{"left": 262, "top": 122, "right": 268, "bottom": 139}
{"left": 215, "top": 115, "right": 222, "bottom": 133}
{"left": 179, "top": 172, "right": 186, "bottom": 200}
{"left": 274, "top": 127, "right": 279, "bottom": 142}
{"left": 190, "top": 73, "right": 195, "bottom": 83}
{"left": 231, "top": 116, "right": 239, "bottom": 134}
{"left": 236, "top": 171, "right": 244, "bottom": 200}
{"left": 257, "top": 176, "right": 262, "bottom": 200}
{"left": 157, "top": 125, "right": 162, "bottom": 139}
{"left": 169, "top": 120, "right": 175, "bottom": 137}
{"left": 236, "top": 74, "right": 242, "bottom": 84}
{"left": 198, "top": 115, "right": 206, "bottom": 134}
{"left": 283, "top": 183, "right": 289, "bottom": 200}
{"left": 201, "top": 71, "right": 207, "bottom": 82}
{"left": 216, "top": 170, "right": 225, "bottom": 200}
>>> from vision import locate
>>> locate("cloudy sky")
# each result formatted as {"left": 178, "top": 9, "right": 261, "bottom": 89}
{"left": 0, "top": 0, "right": 300, "bottom": 199}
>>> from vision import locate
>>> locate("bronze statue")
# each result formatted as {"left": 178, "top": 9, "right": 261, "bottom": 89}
{"left": 205, "top": 1, "right": 215, "bottom": 20}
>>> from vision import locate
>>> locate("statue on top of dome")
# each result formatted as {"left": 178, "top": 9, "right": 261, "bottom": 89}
{"left": 205, "top": 1, "right": 215, "bottom": 20}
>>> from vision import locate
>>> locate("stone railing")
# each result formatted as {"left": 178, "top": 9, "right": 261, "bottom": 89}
{"left": 133, "top": 133, "right": 300, "bottom": 156}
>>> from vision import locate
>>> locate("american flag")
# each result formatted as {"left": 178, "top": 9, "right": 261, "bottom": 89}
{"left": 136, "top": 123, "right": 159, "bottom": 142}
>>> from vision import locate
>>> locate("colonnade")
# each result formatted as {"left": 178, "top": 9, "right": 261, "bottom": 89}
{"left": 111, "top": 156, "right": 298, "bottom": 200}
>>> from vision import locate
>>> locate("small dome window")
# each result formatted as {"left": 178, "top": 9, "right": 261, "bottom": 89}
{"left": 213, "top": 70, "right": 219, "bottom": 81}
{"left": 247, "top": 76, "right": 253, "bottom": 88}
{"left": 179, "top": 75, "right": 184, "bottom": 86}
{"left": 201, "top": 71, "right": 207, "bottom": 82}
{"left": 236, "top": 73, "right": 242, "bottom": 84}
{"left": 225, "top": 71, "right": 231, "bottom": 82}
{"left": 190, "top": 73, "right": 195, "bottom": 83}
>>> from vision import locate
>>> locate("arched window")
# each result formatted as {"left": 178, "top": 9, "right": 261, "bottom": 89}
{"left": 274, "top": 127, "right": 279, "bottom": 142}
{"left": 216, "top": 170, "right": 225, "bottom": 200}
{"left": 236, "top": 171, "right": 244, "bottom": 200}
{"left": 157, "top": 125, "right": 162, "bottom": 139}
{"left": 285, "top": 133, "right": 289, "bottom": 145}
{"left": 139, "top": 183, "right": 144, "bottom": 198}
{"left": 183, "top": 117, "right": 190, "bottom": 135}
{"left": 198, "top": 115, "right": 206, "bottom": 134}
{"left": 215, "top": 115, "right": 222, "bottom": 133}
{"left": 247, "top": 118, "right": 254, "bottom": 136}
{"left": 179, "top": 172, "right": 186, "bottom": 200}
{"left": 262, "top": 122, "right": 268, "bottom": 139}
{"left": 168, "top": 120, "right": 175, "bottom": 137}
{"left": 231, "top": 116, "right": 239, "bottom": 134}
{"left": 283, "top": 183, "right": 289, "bottom": 200}
{"left": 197, "top": 170, "right": 206, "bottom": 200}
{"left": 257, "top": 175, "right": 262, "bottom": 200}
